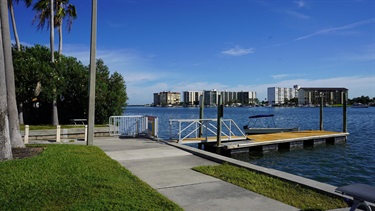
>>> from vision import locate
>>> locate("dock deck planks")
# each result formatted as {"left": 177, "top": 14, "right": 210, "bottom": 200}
{"left": 179, "top": 130, "right": 348, "bottom": 149}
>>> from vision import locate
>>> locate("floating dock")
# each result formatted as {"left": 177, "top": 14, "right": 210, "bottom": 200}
{"left": 178, "top": 130, "right": 349, "bottom": 153}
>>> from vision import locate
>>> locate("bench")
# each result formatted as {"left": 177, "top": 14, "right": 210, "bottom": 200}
{"left": 335, "top": 184, "right": 375, "bottom": 211}
{"left": 70, "top": 119, "right": 87, "bottom": 125}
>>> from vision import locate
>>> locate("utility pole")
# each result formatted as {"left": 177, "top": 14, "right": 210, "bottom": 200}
{"left": 87, "top": 0, "right": 97, "bottom": 145}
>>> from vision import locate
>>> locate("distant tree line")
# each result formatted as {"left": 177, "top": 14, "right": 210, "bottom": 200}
{"left": 349, "top": 96, "right": 375, "bottom": 105}
{"left": 13, "top": 44, "right": 128, "bottom": 125}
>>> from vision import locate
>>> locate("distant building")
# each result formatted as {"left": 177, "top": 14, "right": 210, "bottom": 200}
{"left": 267, "top": 87, "right": 296, "bottom": 105}
{"left": 297, "top": 87, "right": 348, "bottom": 105}
{"left": 153, "top": 91, "right": 181, "bottom": 106}
{"left": 183, "top": 91, "right": 203, "bottom": 106}
{"left": 237, "top": 91, "right": 257, "bottom": 105}
{"left": 204, "top": 89, "right": 219, "bottom": 106}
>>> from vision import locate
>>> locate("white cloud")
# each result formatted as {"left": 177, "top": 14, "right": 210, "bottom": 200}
{"left": 294, "top": 0, "right": 305, "bottom": 8}
{"left": 221, "top": 46, "right": 255, "bottom": 56}
{"left": 295, "top": 18, "right": 375, "bottom": 41}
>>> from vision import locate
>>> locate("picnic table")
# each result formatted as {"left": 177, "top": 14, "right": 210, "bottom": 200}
{"left": 70, "top": 119, "right": 87, "bottom": 125}
{"left": 335, "top": 183, "right": 375, "bottom": 211}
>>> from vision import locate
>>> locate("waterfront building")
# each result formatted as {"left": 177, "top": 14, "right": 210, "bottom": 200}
{"left": 183, "top": 91, "right": 203, "bottom": 106}
{"left": 204, "top": 89, "right": 219, "bottom": 106}
{"left": 297, "top": 87, "right": 348, "bottom": 105}
{"left": 267, "top": 87, "right": 296, "bottom": 105}
{"left": 153, "top": 91, "right": 181, "bottom": 106}
{"left": 237, "top": 91, "right": 257, "bottom": 105}
{"left": 220, "top": 90, "right": 237, "bottom": 105}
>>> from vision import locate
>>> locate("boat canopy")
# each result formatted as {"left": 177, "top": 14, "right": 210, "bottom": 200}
{"left": 248, "top": 114, "right": 274, "bottom": 119}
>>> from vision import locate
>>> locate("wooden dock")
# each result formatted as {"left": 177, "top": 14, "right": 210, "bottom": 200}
{"left": 179, "top": 130, "right": 349, "bottom": 153}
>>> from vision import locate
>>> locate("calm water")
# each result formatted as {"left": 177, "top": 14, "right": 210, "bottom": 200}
{"left": 124, "top": 106, "right": 375, "bottom": 187}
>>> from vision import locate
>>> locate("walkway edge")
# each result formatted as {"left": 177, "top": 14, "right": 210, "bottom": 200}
{"left": 159, "top": 139, "right": 345, "bottom": 199}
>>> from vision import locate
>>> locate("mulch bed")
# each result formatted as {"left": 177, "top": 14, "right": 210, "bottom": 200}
{"left": 12, "top": 147, "right": 44, "bottom": 159}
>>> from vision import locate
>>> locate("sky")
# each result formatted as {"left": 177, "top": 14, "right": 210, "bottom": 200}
{"left": 11, "top": 0, "right": 375, "bottom": 105}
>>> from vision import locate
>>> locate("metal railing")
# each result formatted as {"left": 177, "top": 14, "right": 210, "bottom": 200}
{"left": 109, "top": 115, "right": 158, "bottom": 138}
{"left": 169, "top": 118, "right": 246, "bottom": 143}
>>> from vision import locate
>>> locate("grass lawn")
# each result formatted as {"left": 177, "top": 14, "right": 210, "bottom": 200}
{"left": 0, "top": 145, "right": 182, "bottom": 210}
{"left": 193, "top": 163, "right": 347, "bottom": 211}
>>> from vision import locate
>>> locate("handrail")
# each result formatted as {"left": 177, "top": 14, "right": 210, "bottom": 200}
{"left": 169, "top": 118, "right": 246, "bottom": 143}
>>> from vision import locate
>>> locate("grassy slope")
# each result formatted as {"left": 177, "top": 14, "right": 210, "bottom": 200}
{"left": 194, "top": 163, "right": 347, "bottom": 211}
{"left": 0, "top": 145, "right": 182, "bottom": 210}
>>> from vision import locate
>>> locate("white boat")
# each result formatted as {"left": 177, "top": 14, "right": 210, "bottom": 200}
{"left": 351, "top": 103, "right": 368, "bottom": 108}
{"left": 243, "top": 114, "right": 299, "bottom": 135}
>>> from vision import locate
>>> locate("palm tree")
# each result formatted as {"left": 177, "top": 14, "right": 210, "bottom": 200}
{"left": 8, "top": 0, "right": 32, "bottom": 51}
{"left": 1, "top": 0, "right": 24, "bottom": 152}
{"left": 33, "top": 0, "right": 76, "bottom": 56}
{"left": 55, "top": 0, "right": 76, "bottom": 56}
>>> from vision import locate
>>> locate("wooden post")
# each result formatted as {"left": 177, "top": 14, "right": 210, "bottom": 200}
{"left": 320, "top": 92, "right": 323, "bottom": 131}
{"left": 199, "top": 95, "right": 204, "bottom": 137}
{"left": 343, "top": 91, "right": 347, "bottom": 133}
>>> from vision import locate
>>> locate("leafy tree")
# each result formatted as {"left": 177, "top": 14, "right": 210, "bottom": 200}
{"left": 107, "top": 72, "right": 128, "bottom": 116}
{"left": 56, "top": 55, "right": 88, "bottom": 123}
{"left": 13, "top": 46, "right": 128, "bottom": 125}
{"left": 91, "top": 59, "right": 127, "bottom": 124}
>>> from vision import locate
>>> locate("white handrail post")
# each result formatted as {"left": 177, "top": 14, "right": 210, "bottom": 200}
{"left": 56, "top": 125, "right": 61, "bottom": 142}
{"left": 85, "top": 125, "right": 88, "bottom": 142}
{"left": 24, "top": 125, "right": 29, "bottom": 144}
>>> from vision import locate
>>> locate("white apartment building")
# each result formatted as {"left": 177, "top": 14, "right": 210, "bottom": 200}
{"left": 267, "top": 87, "right": 296, "bottom": 105}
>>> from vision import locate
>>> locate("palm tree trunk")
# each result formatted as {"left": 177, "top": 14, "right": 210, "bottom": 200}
{"left": 1, "top": 0, "right": 24, "bottom": 148}
{"left": 58, "top": 3, "right": 62, "bottom": 56}
{"left": 50, "top": 0, "right": 59, "bottom": 126}
{"left": 0, "top": 3, "right": 13, "bottom": 160}
{"left": 9, "top": 1, "right": 20, "bottom": 51}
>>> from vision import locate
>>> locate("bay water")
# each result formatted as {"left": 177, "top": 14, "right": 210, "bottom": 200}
{"left": 124, "top": 106, "right": 375, "bottom": 187}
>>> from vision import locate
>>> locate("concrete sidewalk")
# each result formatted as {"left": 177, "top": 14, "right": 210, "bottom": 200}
{"left": 94, "top": 137, "right": 299, "bottom": 211}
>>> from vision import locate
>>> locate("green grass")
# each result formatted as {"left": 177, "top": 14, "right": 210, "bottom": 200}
{"left": 0, "top": 145, "right": 182, "bottom": 210}
{"left": 193, "top": 163, "right": 347, "bottom": 211}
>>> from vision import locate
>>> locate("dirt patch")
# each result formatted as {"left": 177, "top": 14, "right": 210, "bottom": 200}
{"left": 12, "top": 147, "right": 44, "bottom": 159}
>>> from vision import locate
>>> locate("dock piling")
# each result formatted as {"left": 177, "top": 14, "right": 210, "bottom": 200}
{"left": 320, "top": 92, "right": 323, "bottom": 131}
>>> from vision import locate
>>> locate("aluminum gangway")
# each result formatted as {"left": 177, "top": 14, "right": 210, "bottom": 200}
{"left": 109, "top": 115, "right": 158, "bottom": 138}
{"left": 169, "top": 118, "right": 246, "bottom": 144}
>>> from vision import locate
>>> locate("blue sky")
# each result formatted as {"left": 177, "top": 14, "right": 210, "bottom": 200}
{"left": 12, "top": 0, "right": 375, "bottom": 104}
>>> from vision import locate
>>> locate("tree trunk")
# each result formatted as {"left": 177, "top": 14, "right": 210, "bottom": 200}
{"left": 58, "top": 19, "right": 62, "bottom": 56}
{"left": 1, "top": 0, "right": 24, "bottom": 148}
{"left": 0, "top": 15, "right": 13, "bottom": 160}
{"left": 50, "top": 0, "right": 54, "bottom": 63}
{"left": 9, "top": 1, "right": 20, "bottom": 51}
{"left": 50, "top": 0, "right": 59, "bottom": 125}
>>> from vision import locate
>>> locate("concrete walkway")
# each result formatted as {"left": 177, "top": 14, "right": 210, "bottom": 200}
{"left": 94, "top": 137, "right": 299, "bottom": 211}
